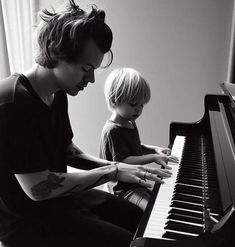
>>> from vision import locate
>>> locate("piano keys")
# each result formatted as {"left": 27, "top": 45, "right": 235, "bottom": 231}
{"left": 131, "top": 94, "right": 235, "bottom": 247}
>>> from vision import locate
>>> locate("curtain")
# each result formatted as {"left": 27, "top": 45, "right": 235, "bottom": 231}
{"left": 0, "top": 0, "right": 39, "bottom": 80}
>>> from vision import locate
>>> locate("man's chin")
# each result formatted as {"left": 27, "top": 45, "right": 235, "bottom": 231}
{"left": 68, "top": 90, "right": 80, "bottom": 96}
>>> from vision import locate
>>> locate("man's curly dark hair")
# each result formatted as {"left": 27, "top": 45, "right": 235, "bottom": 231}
{"left": 35, "top": 0, "right": 113, "bottom": 68}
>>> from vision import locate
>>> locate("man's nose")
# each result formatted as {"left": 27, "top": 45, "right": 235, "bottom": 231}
{"left": 85, "top": 70, "right": 95, "bottom": 84}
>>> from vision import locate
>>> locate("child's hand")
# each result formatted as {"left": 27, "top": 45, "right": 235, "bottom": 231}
{"left": 155, "top": 146, "right": 171, "bottom": 156}
{"left": 168, "top": 155, "right": 179, "bottom": 163}
{"left": 153, "top": 154, "right": 179, "bottom": 169}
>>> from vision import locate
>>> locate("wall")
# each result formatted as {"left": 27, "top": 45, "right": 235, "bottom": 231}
{"left": 39, "top": 0, "right": 234, "bottom": 156}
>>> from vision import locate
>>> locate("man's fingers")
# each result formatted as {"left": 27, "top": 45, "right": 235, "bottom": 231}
{"left": 137, "top": 176, "right": 164, "bottom": 187}
{"left": 160, "top": 161, "right": 172, "bottom": 169}
{"left": 145, "top": 167, "right": 172, "bottom": 178}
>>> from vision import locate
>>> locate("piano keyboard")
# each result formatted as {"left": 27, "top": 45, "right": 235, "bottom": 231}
{"left": 140, "top": 129, "right": 225, "bottom": 242}
{"left": 143, "top": 135, "right": 200, "bottom": 240}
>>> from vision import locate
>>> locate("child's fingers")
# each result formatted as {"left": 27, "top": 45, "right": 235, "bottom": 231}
{"left": 168, "top": 155, "right": 179, "bottom": 163}
{"left": 162, "top": 148, "right": 171, "bottom": 155}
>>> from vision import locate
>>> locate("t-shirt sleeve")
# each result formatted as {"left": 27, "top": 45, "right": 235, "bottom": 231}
{"left": 103, "top": 128, "right": 131, "bottom": 162}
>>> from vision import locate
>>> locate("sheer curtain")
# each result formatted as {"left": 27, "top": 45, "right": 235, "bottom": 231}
{"left": 0, "top": 0, "right": 39, "bottom": 79}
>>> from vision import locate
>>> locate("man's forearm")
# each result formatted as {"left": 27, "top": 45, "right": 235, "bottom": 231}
{"left": 16, "top": 165, "right": 118, "bottom": 201}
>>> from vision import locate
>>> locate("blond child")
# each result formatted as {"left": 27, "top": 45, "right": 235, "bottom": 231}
{"left": 99, "top": 68, "right": 177, "bottom": 211}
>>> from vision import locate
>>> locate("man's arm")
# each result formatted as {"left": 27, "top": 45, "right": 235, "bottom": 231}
{"left": 66, "top": 142, "right": 110, "bottom": 170}
{"left": 15, "top": 165, "right": 118, "bottom": 201}
{"left": 15, "top": 161, "right": 172, "bottom": 202}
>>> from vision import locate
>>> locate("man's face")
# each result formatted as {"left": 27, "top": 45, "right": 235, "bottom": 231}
{"left": 53, "top": 39, "right": 104, "bottom": 96}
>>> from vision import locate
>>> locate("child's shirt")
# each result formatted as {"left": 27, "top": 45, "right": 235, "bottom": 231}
{"left": 99, "top": 120, "right": 143, "bottom": 196}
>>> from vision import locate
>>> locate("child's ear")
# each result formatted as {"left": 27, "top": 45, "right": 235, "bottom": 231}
{"left": 110, "top": 100, "right": 117, "bottom": 108}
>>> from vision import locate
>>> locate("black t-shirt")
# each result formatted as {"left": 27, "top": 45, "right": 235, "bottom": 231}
{"left": 0, "top": 74, "right": 73, "bottom": 227}
{"left": 99, "top": 120, "right": 143, "bottom": 195}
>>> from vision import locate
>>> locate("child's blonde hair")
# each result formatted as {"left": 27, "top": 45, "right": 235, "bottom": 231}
{"left": 104, "top": 68, "right": 151, "bottom": 111}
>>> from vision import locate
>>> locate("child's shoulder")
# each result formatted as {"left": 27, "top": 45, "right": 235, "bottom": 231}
{"left": 102, "top": 120, "right": 125, "bottom": 135}
{"left": 104, "top": 119, "right": 122, "bottom": 130}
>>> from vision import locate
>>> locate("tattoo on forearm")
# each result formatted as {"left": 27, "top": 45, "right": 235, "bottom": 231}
{"left": 31, "top": 167, "right": 116, "bottom": 199}
{"left": 31, "top": 173, "right": 65, "bottom": 199}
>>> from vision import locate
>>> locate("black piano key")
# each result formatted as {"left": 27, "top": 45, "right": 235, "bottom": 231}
{"left": 169, "top": 208, "right": 203, "bottom": 219}
{"left": 165, "top": 220, "right": 203, "bottom": 234}
{"left": 167, "top": 213, "right": 204, "bottom": 224}
{"left": 180, "top": 164, "right": 202, "bottom": 169}
{"left": 171, "top": 201, "right": 203, "bottom": 212}
{"left": 162, "top": 231, "right": 195, "bottom": 240}
{"left": 174, "top": 186, "right": 203, "bottom": 197}
{"left": 178, "top": 173, "right": 202, "bottom": 180}
{"left": 179, "top": 170, "right": 202, "bottom": 176}
{"left": 176, "top": 178, "right": 203, "bottom": 187}
{"left": 173, "top": 194, "right": 203, "bottom": 204}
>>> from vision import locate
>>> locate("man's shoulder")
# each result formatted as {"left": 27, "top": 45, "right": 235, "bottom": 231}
{"left": 0, "top": 74, "right": 19, "bottom": 106}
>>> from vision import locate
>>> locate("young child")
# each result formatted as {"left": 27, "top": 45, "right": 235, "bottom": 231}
{"left": 99, "top": 67, "right": 177, "bottom": 211}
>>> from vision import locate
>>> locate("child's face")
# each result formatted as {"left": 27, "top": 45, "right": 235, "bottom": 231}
{"left": 115, "top": 102, "right": 144, "bottom": 121}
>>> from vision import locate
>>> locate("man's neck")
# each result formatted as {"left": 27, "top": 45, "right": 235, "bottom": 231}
{"left": 24, "top": 65, "right": 58, "bottom": 106}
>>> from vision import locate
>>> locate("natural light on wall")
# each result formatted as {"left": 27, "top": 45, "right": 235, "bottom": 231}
{"left": 0, "top": 0, "right": 39, "bottom": 79}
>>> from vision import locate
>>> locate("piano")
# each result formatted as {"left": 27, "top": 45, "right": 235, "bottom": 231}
{"left": 131, "top": 94, "right": 235, "bottom": 247}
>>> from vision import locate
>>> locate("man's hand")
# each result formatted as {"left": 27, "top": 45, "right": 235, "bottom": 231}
{"left": 116, "top": 163, "right": 172, "bottom": 188}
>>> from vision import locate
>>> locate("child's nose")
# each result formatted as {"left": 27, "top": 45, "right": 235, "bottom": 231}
{"left": 136, "top": 105, "right": 143, "bottom": 111}
{"left": 136, "top": 106, "right": 143, "bottom": 113}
